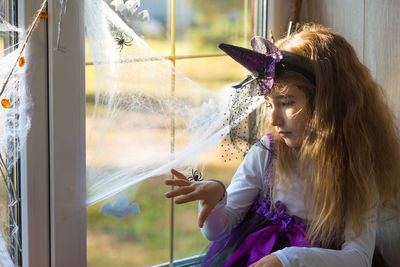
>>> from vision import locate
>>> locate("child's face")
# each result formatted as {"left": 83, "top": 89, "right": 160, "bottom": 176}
{"left": 266, "top": 84, "right": 309, "bottom": 148}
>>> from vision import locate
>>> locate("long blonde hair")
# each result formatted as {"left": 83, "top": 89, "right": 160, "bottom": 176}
{"left": 265, "top": 24, "right": 400, "bottom": 247}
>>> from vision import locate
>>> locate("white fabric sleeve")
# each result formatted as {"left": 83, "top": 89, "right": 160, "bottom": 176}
{"left": 272, "top": 209, "right": 377, "bottom": 267}
{"left": 200, "top": 136, "right": 271, "bottom": 241}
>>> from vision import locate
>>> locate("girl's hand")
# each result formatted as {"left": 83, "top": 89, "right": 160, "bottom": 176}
{"left": 248, "top": 254, "right": 283, "bottom": 267}
{"left": 164, "top": 168, "right": 225, "bottom": 228}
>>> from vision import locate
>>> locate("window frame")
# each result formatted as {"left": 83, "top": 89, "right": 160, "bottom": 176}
{"left": 20, "top": 0, "right": 86, "bottom": 266}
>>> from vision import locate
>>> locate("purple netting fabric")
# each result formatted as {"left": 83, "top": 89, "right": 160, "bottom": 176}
{"left": 201, "top": 196, "right": 309, "bottom": 267}
{"left": 224, "top": 199, "right": 309, "bottom": 267}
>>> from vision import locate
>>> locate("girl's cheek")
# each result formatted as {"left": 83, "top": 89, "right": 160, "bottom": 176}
{"left": 285, "top": 109, "right": 296, "bottom": 119}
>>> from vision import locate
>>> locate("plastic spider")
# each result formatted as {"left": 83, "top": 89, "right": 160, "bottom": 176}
{"left": 188, "top": 169, "right": 203, "bottom": 182}
{"left": 113, "top": 31, "right": 133, "bottom": 52}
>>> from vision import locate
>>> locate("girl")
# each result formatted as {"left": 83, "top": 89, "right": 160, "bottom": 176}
{"left": 164, "top": 24, "right": 400, "bottom": 267}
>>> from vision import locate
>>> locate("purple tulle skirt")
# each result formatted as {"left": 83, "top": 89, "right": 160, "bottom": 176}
{"left": 202, "top": 195, "right": 309, "bottom": 267}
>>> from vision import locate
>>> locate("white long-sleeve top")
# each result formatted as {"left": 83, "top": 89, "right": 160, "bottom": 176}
{"left": 200, "top": 135, "right": 377, "bottom": 267}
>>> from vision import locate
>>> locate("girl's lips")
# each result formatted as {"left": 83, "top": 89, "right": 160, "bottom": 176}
{"left": 279, "top": 131, "right": 291, "bottom": 137}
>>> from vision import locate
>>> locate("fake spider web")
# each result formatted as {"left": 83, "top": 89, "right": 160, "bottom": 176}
{"left": 84, "top": 0, "right": 267, "bottom": 206}
{"left": 0, "top": 17, "right": 33, "bottom": 267}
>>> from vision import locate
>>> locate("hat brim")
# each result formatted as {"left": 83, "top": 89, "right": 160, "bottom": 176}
{"left": 218, "top": 43, "right": 273, "bottom": 77}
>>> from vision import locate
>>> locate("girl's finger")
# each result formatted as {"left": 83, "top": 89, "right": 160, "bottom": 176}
{"left": 164, "top": 179, "right": 191, "bottom": 187}
{"left": 174, "top": 192, "right": 199, "bottom": 204}
{"left": 171, "top": 168, "right": 188, "bottom": 180}
{"left": 198, "top": 203, "right": 214, "bottom": 228}
{"left": 165, "top": 186, "right": 194, "bottom": 198}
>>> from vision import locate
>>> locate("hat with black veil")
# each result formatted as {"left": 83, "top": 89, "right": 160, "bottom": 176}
{"left": 216, "top": 36, "right": 316, "bottom": 162}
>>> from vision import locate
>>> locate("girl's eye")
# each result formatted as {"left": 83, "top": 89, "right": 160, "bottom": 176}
{"left": 281, "top": 101, "right": 295, "bottom": 107}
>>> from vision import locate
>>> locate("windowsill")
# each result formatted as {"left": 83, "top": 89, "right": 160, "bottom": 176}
{"left": 152, "top": 254, "right": 205, "bottom": 267}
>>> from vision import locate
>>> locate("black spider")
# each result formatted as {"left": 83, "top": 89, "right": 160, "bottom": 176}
{"left": 113, "top": 31, "right": 133, "bottom": 52}
{"left": 188, "top": 169, "right": 203, "bottom": 182}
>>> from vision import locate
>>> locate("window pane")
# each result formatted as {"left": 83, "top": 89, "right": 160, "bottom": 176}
{"left": 133, "top": 0, "right": 170, "bottom": 55}
{"left": 176, "top": 56, "right": 249, "bottom": 91}
{"left": 173, "top": 57, "right": 246, "bottom": 261}
{"left": 86, "top": 8, "right": 172, "bottom": 264}
{"left": 86, "top": 60, "right": 172, "bottom": 265}
{"left": 87, "top": 179, "right": 170, "bottom": 266}
{"left": 0, "top": 0, "right": 21, "bottom": 265}
{"left": 172, "top": 143, "right": 243, "bottom": 261}
{"left": 176, "top": 0, "right": 252, "bottom": 54}
{"left": 86, "top": 0, "right": 256, "bottom": 265}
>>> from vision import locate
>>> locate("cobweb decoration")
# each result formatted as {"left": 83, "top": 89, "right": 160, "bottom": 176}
{"left": 0, "top": 1, "right": 48, "bottom": 264}
{"left": 85, "top": 0, "right": 266, "bottom": 206}
{"left": 56, "top": 0, "right": 68, "bottom": 49}
{"left": 107, "top": 0, "right": 150, "bottom": 23}
{"left": 0, "top": 17, "right": 22, "bottom": 33}
{"left": 0, "top": 21, "right": 34, "bottom": 267}
{"left": 0, "top": 231, "right": 14, "bottom": 267}
{"left": 0, "top": 48, "right": 27, "bottom": 267}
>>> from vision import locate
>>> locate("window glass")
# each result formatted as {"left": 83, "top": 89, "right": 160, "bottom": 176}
{"left": 86, "top": 0, "right": 254, "bottom": 265}
{"left": 87, "top": 179, "right": 170, "bottom": 266}
{"left": 86, "top": 58, "right": 171, "bottom": 265}
{"left": 173, "top": 57, "right": 247, "bottom": 261}
{"left": 176, "top": 56, "right": 248, "bottom": 91}
{"left": 86, "top": 0, "right": 172, "bottom": 263}
{"left": 176, "top": 0, "right": 252, "bottom": 54}
{"left": 0, "top": 0, "right": 21, "bottom": 265}
{"left": 133, "top": 0, "right": 169, "bottom": 55}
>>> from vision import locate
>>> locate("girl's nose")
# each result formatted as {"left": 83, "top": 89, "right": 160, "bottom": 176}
{"left": 270, "top": 108, "right": 283, "bottom": 127}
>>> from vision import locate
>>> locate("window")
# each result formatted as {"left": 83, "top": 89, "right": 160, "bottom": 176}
{"left": 86, "top": 0, "right": 267, "bottom": 266}
{"left": 15, "top": 0, "right": 267, "bottom": 266}
{"left": 0, "top": 1, "right": 21, "bottom": 265}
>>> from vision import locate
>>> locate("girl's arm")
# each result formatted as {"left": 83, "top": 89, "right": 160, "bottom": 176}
{"left": 200, "top": 137, "right": 271, "bottom": 241}
{"left": 272, "top": 209, "right": 377, "bottom": 267}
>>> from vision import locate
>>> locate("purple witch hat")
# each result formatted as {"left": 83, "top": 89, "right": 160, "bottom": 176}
{"left": 219, "top": 37, "right": 283, "bottom": 95}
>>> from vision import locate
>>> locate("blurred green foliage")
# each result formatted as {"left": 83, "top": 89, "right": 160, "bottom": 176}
{"left": 173, "top": 1, "right": 249, "bottom": 54}
{"left": 188, "top": 0, "right": 248, "bottom": 50}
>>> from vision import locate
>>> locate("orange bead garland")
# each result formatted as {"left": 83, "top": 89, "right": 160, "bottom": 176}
{"left": 39, "top": 12, "right": 48, "bottom": 19}
{"left": 1, "top": 99, "right": 10, "bottom": 109}
{"left": 19, "top": 57, "right": 25, "bottom": 67}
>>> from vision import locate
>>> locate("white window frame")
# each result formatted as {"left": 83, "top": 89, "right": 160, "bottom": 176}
{"left": 20, "top": 0, "right": 86, "bottom": 266}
